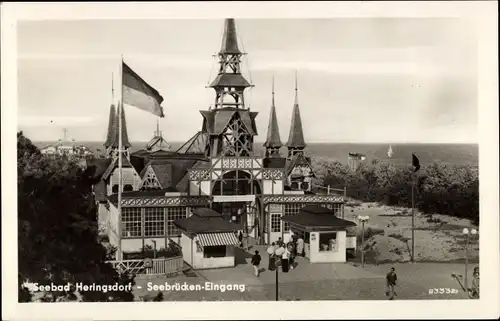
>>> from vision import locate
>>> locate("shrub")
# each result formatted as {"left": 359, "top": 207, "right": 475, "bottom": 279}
{"left": 320, "top": 160, "right": 478, "bottom": 223}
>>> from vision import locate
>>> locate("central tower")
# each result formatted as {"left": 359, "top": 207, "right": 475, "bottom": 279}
{"left": 201, "top": 18, "right": 258, "bottom": 158}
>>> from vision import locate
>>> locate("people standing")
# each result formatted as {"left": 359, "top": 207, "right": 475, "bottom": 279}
{"left": 277, "top": 237, "right": 283, "bottom": 247}
{"left": 281, "top": 245, "right": 290, "bottom": 273}
{"left": 251, "top": 250, "right": 261, "bottom": 277}
{"left": 386, "top": 267, "right": 398, "bottom": 300}
{"left": 267, "top": 243, "right": 276, "bottom": 271}
{"left": 238, "top": 231, "right": 243, "bottom": 248}
{"left": 471, "top": 266, "right": 479, "bottom": 298}
{"left": 296, "top": 236, "right": 304, "bottom": 257}
{"left": 242, "top": 230, "right": 248, "bottom": 250}
{"left": 288, "top": 242, "right": 296, "bottom": 270}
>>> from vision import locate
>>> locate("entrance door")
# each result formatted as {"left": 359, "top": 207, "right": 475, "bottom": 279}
{"left": 212, "top": 201, "right": 246, "bottom": 228}
{"left": 211, "top": 169, "right": 263, "bottom": 240}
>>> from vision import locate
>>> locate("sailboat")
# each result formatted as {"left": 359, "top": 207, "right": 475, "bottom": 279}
{"left": 387, "top": 145, "right": 393, "bottom": 158}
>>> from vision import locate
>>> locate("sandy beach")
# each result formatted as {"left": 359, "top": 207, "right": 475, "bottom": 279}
{"left": 344, "top": 200, "right": 479, "bottom": 263}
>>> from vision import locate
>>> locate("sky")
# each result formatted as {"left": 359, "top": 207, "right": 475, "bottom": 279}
{"left": 17, "top": 18, "right": 478, "bottom": 143}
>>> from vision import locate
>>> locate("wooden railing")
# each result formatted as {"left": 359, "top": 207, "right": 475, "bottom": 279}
{"left": 312, "top": 184, "right": 346, "bottom": 196}
{"left": 107, "top": 256, "right": 185, "bottom": 276}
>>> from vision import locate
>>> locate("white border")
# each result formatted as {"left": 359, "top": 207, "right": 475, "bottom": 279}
{"left": 2, "top": 1, "right": 499, "bottom": 320}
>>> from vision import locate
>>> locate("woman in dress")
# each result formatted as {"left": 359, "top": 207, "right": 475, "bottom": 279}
{"left": 267, "top": 243, "right": 276, "bottom": 271}
{"left": 296, "top": 237, "right": 304, "bottom": 257}
{"left": 281, "top": 245, "right": 290, "bottom": 273}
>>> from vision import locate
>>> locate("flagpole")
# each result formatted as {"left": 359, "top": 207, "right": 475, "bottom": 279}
{"left": 117, "top": 56, "right": 123, "bottom": 261}
{"left": 411, "top": 174, "right": 415, "bottom": 263}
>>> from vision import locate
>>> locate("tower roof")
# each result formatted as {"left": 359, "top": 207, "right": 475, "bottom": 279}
{"left": 286, "top": 72, "right": 306, "bottom": 149}
{"left": 220, "top": 18, "right": 241, "bottom": 54}
{"left": 103, "top": 104, "right": 117, "bottom": 148}
{"left": 264, "top": 77, "right": 282, "bottom": 148}
{"left": 110, "top": 104, "right": 131, "bottom": 149}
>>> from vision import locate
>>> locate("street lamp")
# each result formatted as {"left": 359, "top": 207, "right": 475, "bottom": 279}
{"left": 462, "top": 228, "right": 477, "bottom": 298}
{"left": 358, "top": 215, "right": 370, "bottom": 268}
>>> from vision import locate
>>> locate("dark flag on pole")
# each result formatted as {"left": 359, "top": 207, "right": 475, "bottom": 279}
{"left": 412, "top": 153, "right": 420, "bottom": 172}
{"left": 122, "top": 62, "right": 165, "bottom": 117}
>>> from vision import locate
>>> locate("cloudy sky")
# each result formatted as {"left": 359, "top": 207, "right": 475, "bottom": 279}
{"left": 17, "top": 18, "right": 478, "bottom": 143}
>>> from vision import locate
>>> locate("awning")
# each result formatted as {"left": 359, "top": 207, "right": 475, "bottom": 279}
{"left": 197, "top": 232, "right": 239, "bottom": 247}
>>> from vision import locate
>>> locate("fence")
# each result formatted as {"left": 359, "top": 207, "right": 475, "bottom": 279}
{"left": 107, "top": 256, "right": 185, "bottom": 276}
{"left": 311, "top": 184, "right": 347, "bottom": 219}
{"left": 312, "top": 184, "right": 347, "bottom": 197}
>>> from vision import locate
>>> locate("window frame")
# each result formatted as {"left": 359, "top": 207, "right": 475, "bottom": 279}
{"left": 121, "top": 207, "right": 142, "bottom": 237}
{"left": 144, "top": 207, "right": 165, "bottom": 237}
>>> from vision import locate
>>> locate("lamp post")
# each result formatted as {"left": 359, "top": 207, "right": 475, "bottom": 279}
{"left": 275, "top": 256, "right": 279, "bottom": 301}
{"left": 358, "top": 215, "right": 370, "bottom": 268}
{"left": 462, "top": 228, "right": 477, "bottom": 298}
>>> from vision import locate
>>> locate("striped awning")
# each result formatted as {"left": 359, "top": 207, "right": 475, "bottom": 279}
{"left": 197, "top": 232, "right": 239, "bottom": 247}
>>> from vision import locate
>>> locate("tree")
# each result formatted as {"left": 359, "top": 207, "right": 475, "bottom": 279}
{"left": 17, "top": 132, "right": 135, "bottom": 302}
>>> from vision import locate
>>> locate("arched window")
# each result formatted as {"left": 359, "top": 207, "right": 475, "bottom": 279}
{"left": 124, "top": 184, "right": 133, "bottom": 192}
{"left": 112, "top": 185, "right": 119, "bottom": 193}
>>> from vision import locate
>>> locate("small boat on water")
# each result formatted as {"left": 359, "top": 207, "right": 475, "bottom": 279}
{"left": 387, "top": 145, "right": 393, "bottom": 158}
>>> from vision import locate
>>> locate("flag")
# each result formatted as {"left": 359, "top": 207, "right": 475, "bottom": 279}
{"left": 122, "top": 62, "right": 164, "bottom": 117}
{"left": 412, "top": 153, "right": 420, "bottom": 172}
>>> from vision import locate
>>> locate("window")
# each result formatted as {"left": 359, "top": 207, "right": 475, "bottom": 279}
{"left": 122, "top": 207, "right": 142, "bottom": 237}
{"left": 203, "top": 245, "right": 226, "bottom": 258}
{"left": 144, "top": 207, "right": 165, "bottom": 237}
{"left": 284, "top": 203, "right": 304, "bottom": 232}
{"left": 167, "top": 207, "right": 186, "bottom": 237}
{"left": 332, "top": 203, "right": 343, "bottom": 217}
{"left": 319, "top": 232, "right": 338, "bottom": 252}
{"left": 112, "top": 185, "right": 119, "bottom": 194}
{"left": 270, "top": 214, "right": 281, "bottom": 233}
{"left": 124, "top": 184, "right": 133, "bottom": 192}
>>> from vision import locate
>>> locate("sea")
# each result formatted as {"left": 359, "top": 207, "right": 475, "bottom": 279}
{"left": 33, "top": 141, "right": 478, "bottom": 167}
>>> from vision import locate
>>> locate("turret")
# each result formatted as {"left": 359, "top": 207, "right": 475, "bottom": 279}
{"left": 264, "top": 77, "right": 282, "bottom": 157}
{"left": 286, "top": 72, "right": 306, "bottom": 158}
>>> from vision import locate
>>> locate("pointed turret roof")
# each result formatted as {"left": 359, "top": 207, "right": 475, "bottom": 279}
{"left": 103, "top": 104, "right": 116, "bottom": 148}
{"left": 286, "top": 72, "right": 306, "bottom": 149}
{"left": 264, "top": 77, "right": 282, "bottom": 148}
{"left": 110, "top": 104, "right": 131, "bottom": 149}
{"left": 220, "top": 18, "right": 241, "bottom": 54}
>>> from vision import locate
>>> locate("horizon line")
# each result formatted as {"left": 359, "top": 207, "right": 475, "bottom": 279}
{"left": 31, "top": 139, "right": 479, "bottom": 145}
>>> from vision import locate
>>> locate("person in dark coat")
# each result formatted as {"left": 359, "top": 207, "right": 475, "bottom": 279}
{"left": 386, "top": 267, "right": 398, "bottom": 299}
{"left": 238, "top": 231, "right": 243, "bottom": 248}
{"left": 251, "top": 250, "right": 262, "bottom": 277}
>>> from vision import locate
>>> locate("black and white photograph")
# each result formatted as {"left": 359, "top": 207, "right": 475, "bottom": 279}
{"left": 1, "top": 2, "right": 498, "bottom": 320}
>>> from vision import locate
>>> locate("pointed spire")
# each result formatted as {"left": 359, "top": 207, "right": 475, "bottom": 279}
{"left": 111, "top": 104, "right": 131, "bottom": 149}
{"left": 220, "top": 18, "right": 241, "bottom": 55}
{"left": 264, "top": 76, "right": 282, "bottom": 149}
{"left": 103, "top": 104, "right": 116, "bottom": 148}
{"left": 286, "top": 71, "right": 306, "bottom": 149}
{"left": 155, "top": 118, "right": 160, "bottom": 137}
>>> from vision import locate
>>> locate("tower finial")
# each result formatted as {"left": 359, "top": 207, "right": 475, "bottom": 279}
{"left": 272, "top": 75, "right": 275, "bottom": 106}
{"left": 220, "top": 18, "right": 241, "bottom": 54}
{"left": 294, "top": 70, "right": 298, "bottom": 105}
{"left": 112, "top": 72, "right": 114, "bottom": 102}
